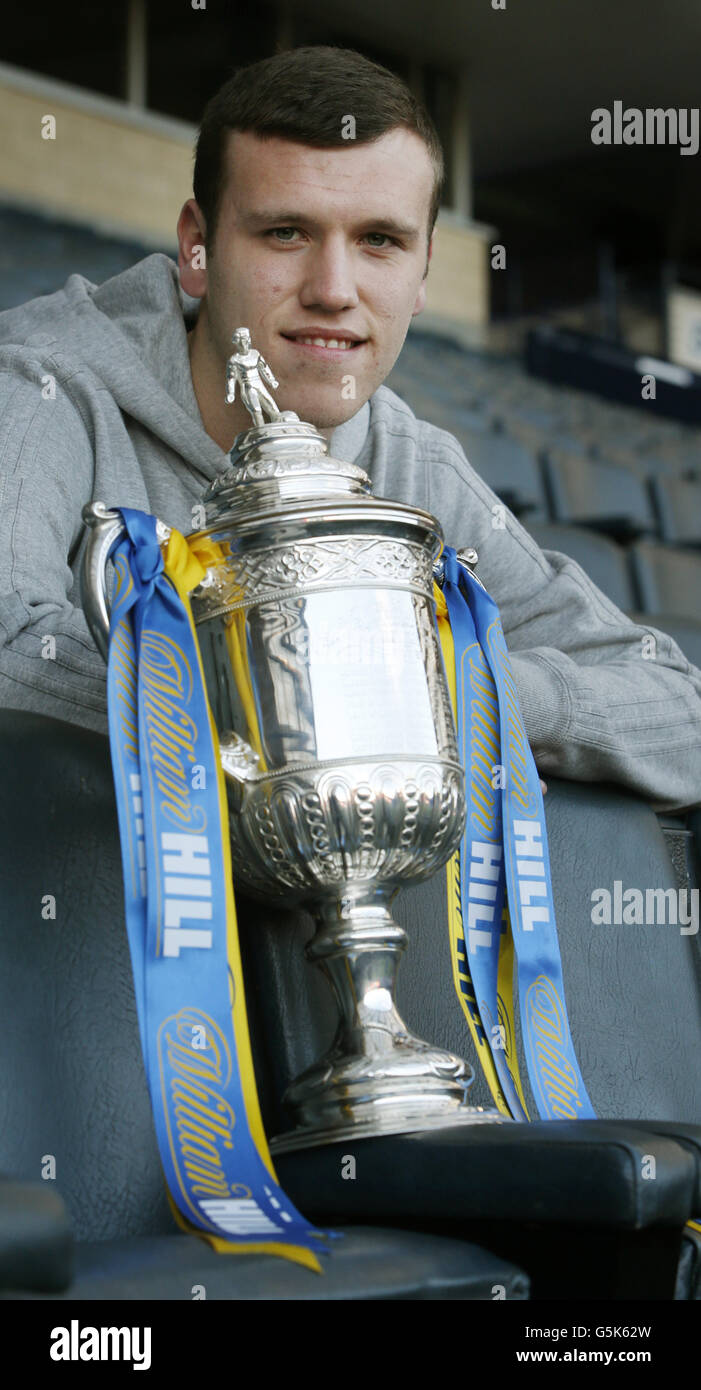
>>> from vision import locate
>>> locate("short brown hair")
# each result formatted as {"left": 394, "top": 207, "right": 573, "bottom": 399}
{"left": 193, "top": 45, "right": 444, "bottom": 255}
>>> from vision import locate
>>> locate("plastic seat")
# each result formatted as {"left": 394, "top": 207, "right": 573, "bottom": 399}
{"left": 0, "top": 710, "right": 699, "bottom": 1298}
{"left": 272, "top": 776, "right": 701, "bottom": 1299}
{"left": 629, "top": 542, "right": 701, "bottom": 622}
{"left": 0, "top": 710, "right": 529, "bottom": 1302}
{"left": 455, "top": 428, "right": 547, "bottom": 517}
{"left": 524, "top": 521, "right": 635, "bottom": 611}
{"left": 247, "top": 777, "right": 701, "bottom": 1297}
{"left": 543, "top": 449, "right": 657, "bottom": 539}
{"left": 3, "top": 1208, "right": 529, "bottom": 1302}
{"left": 651, "top": 477, "right": 701, "bottom": 546}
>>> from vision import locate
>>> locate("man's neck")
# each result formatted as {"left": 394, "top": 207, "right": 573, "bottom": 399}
{"left": 187, "top": 314, "right": 333, "bottom": 448}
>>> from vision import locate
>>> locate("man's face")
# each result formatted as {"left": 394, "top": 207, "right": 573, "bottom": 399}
{"left": 184, "top": 127, "right": 434, "bottom": 431}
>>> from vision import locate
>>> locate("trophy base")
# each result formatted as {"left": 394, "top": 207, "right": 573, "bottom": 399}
{"left": 269, "top": 1102, "right": 506, "bottom": 1155}
{"left": 268, "top": 894, "right": 510, "bottom": 1154}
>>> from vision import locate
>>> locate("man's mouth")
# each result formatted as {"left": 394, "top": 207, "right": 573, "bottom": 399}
{"left": 281, "top": 331, "right": 366, "bottom": 354}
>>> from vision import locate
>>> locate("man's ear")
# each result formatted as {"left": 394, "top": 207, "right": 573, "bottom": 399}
{"left": 177, "top": 199, "right": 209, "bottom": 298}
{"left": 411, "top": 232, "right": 434, "bottom": 318}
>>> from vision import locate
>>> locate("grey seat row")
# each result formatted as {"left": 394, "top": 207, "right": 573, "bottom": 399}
{"left": 524, "top": 522, "right": 701, "bottom": 667}
{"left": 392, "top": 329, "right": 701, "bottom": 489}
{"left": 388, "top": 375, "right": 701, "bottom": 544}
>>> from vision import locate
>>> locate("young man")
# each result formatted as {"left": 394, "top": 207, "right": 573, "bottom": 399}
{"left": 0, "top": 46, "right": 699, "bottom": 812}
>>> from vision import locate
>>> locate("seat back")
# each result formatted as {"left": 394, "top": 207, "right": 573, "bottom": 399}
{"left": 0, "top": 711, "right": 171, "bottom": 1241}
{"left": 543, "top": 451, "right": 657, "bottom": 539}
{"left": 629, "top": 541, "right": 701, "bottom": 620}
{"left": 650, "top": 476, "right": 701, "bottom": 547}
{"left": 524, "top": 521, "right": 635, "bottom": 611}
{"left": 456, "top": 428, "right": 546, "bottom": 517}
{"left": 392, "top": 778, "right": 701, "bottom": 1121}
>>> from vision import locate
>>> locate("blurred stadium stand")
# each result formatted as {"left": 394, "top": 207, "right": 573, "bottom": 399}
{"left": 386, "top": 326, "right": 701, "bottom": 671}
{"left": 0, "top": 204, "right": 153, "bottom": 309}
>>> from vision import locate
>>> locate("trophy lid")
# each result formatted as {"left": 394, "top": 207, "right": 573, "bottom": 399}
{"left": 201, "top": 326, "right": 373, "bottom": 527}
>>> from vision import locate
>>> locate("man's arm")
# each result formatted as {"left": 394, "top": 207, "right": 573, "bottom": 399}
{"left": 0, "top": 366, "right": 109, "bottom": 733}
{"left": 505, "top": 562, "right": 701, "bottom": 813}
{"left": 426, "top": 438, "right": 701, "bottom": 814}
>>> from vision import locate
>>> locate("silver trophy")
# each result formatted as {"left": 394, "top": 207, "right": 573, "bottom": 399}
{"left": 82, "top": 327, "right": 505, "bottom": 1153}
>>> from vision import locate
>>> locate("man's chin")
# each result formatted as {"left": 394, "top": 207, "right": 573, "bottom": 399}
{"left": 285, "top": 395, "right": 370, "bottom": 433}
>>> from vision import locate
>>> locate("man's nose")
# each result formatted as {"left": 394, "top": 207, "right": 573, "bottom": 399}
{"left": 298, "top": 236, "right": 360, "bottom": 311}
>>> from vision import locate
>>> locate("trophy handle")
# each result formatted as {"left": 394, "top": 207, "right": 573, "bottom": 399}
{"left": 80, "top": 502, "right": 172, "bottom": 663}
{"left": 81, "top": 503, "right": 260, "bottom": 798}
{"left": 433, "top": 546, "right": 483, "bottom": 589}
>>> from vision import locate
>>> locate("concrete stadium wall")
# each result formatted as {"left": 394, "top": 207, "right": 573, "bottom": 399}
{"left": 0, "top": 63, "right": 192, "bottom": 247}
{"left": 426, "top": 213, "right": 492, "bottom": 330}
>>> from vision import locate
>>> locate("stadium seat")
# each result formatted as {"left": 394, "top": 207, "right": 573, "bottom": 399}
{"left": 522, "top": 525, "right": 701, "bottom": 667}
{"left": 629, "top": 542, "right": 701, "bottom": 623}
{"left": 0, "top": 709, "right": 530, "bottom": 1302}
{"left": 455, "top": 428, "right": 547, "bottom": 517}
{"left": 1, "top": 711, "right": 696, "bottom": 1300}
{"left": 495, "top": 401, "right": 564, "bottom": 436}
{"left": 0, "top": 207, "right": 151, "bottom": 313}
{"left": 388, "top": 331, "right": 701, "bottom": 511}
{"left": 273, "top": 777, "right": 701, "bottom": 1299}
{"left": 524, "top": 521, "right": 635, "bottom": 611}
{"left": 4, "top": 1216, "right": 531, "bottom": 1303}
{"left": 590, "top": 444, "right": 679, "bottom": 480}
{"left": 276, "top": 1123, "right": 700, "bottom": 1301}
{"left": 386, "top": 375, "right": 547, "bottom": 517}
{"left": 537, "top": 430, "right": 597, "bottom": 459}
{"left": 650, "top": 477, "right": 701, "bottom": 547}
{"left": 542, "top": 450, "right": 657, "bottom": 539}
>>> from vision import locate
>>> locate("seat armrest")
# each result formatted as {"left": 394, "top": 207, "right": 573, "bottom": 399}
{"left": 275, "top": 1120, "right": 697, "bottom": 1230}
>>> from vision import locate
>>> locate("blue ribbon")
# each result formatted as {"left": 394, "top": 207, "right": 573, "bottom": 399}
{"left": 107, "top": 507, "right": 336, "bottom": 1258}
{"left": 441, "top": 547, "right": 596, "bottom": 1122}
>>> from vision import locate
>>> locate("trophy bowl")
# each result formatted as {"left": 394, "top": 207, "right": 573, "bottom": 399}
{"left": 82, "top": 328, "right": 506, "bottom": 1153}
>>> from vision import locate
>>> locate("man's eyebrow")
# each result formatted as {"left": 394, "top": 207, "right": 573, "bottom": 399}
{"left": 241, "top": 210, "right": 421, "bottom": 241}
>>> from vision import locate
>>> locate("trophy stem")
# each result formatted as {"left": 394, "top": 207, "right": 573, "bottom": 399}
{"left": 269, "top": 890, "right": 504, "bottom": 1154}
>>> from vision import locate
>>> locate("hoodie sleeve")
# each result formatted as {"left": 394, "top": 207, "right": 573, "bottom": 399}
{"left": 425, "top": 437, "right": 701, "bottom": 815}
{"left": 0, "top": 362, "right": 110, "bottom": 732}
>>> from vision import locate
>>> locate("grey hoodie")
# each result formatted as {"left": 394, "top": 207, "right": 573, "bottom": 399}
{"left": 0, "top": 253, "right": 699, "bottom": 812}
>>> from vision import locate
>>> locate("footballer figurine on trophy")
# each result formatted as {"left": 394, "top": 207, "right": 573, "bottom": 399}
{"left": 226, "top": 326, "right": 299, "bottom": 427}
